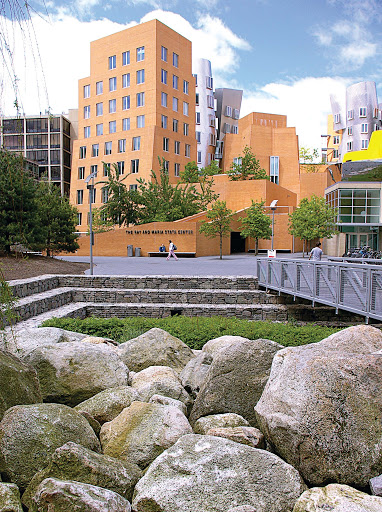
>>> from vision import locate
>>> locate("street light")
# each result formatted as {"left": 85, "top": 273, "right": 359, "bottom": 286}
{"left": 84, "top": 170, "right": 98, "bottom": 275}
{"left": 270, "top": 200, "right": 278, "bottom": 251}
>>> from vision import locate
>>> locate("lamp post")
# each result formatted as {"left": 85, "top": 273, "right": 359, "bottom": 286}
{"left": 270, "top": 199, "right": 278, "bottom": 251}
{"left": 84, "top": 171, "right": 98, "bottom": 276}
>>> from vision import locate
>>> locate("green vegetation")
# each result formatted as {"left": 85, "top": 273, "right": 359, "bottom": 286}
{"left": 228, "top": 146, "right": 268, "bottom": 181}
{"left": 347, "top": 165, "right": 382, "bottom": 182}
{"left": 0, "top": 265, "right": 18, "bottom": 330}
{"left": 240, "top": 200, "right": 272, "bottom": 255}
{"left": 41, "top": 316, "right": 341, "bottom": 350}
{"left": 199, "top": 200, "right": 233, "bottom": 260}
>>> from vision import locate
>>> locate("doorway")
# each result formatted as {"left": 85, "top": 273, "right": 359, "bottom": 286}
{"left": 230, "top": 232, "right": 246, "bottom": 253}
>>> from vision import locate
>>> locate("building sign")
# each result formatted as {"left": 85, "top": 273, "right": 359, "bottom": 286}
{"left": 126, "top": 229, "right": 194, "bottom": 235}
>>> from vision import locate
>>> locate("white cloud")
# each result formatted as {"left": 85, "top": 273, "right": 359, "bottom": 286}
{"left": 340, "top": 41, "right": 377, "bottom": 65}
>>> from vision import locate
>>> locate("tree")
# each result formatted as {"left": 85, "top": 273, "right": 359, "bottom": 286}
{"left": 240, "top": 200, "right": 272, "bottom": 255}
{"left": 299, "top": 147, "right": 323, "bottom": 173}
{"left": 288, "top": 194, "right": 338, "bottom": 256}
{"left": 228, "top": 146, "right": 269, "bottom": 181}
{"left": 199, "top": 200, "right": 233, "bottom": 260}
{"left": 180, "top": 161, "right": 199, "bottom": 183}
{"left": 35, "top": 181, "right": 79, "bottom": 256}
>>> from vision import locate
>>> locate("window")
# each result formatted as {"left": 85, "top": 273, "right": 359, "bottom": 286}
{"left": 131, "top": 159, "right": 139, "bottom": 173}
{"left": 96, "top": 103, "right": 103, "bottom": 116}
{"left": 374, "top": 108, "right": 379, "bottom": 119}
{"left": 122, "top": 96, "right": 130, "bottom": 110}
{"left": 209, "top": 115, "right": 216, "bottom": 127}
{"left": 137, "top": 115, "right": 145, "bottom": 128}
{"left": 183, "top": 80, "right": 189, "bottom": 94}
{"left": 122, "top": 118, "right": 130, "bottom": 131}
{"left": 161, "top": 115, "right": 168, "bottom": 129}
{"left": 174, "top": 162, "right": 180, "bottom": 177}
{"left": 161, "top": 92, "right": 168, "bottom": 107}
{"left": 118, "top": 139, "right": 126, "bottom": 153}
{"left": 333, "top": 149, "right": 339, "bottom": 158}
{"left": 208, "top": 133, "right": 216, "bottom": 145}
{"left": 105, "top": 141, "right": 112, "bottom": 155}
{"left": 197, "top": 151, "right": 202, "bottom": 164}
{"left": 173, "top": 97, "right": 178, "bottom": 112}
{"left": 92, "top": 144, "right": 99, "bottom": 157}
{"left": 96, "top": 123, "right": 103, "bottom": 136}
{"left": 161, "top": 69, "right": 167, "bottom": 85}
{"left": 173, "top": 75, "right": 178, "bottom": 90}
{"left": 173, "top": 52, "right": 179, "bottom": 67}
{"left": 89, "top": 188, "right": 96, "bottom": 204}
{"left": 173, "top": 118, "right": 178, "bottom": 132}
{"left": 362, "top": 139, "right": 369, "bottom": 149}
{"left": 359, "top": 107, "right": 367, "bottom": 117}
{"left": 132, "top": 136, "right": 141, "bottom": 151}
{"left": 224, "top": 123, "right": 231, "bottom": 133}
{"left": 207, "top": 95, "right": 214, "bottom": 108}
{"left": 109, "top": 99, "right": 116, "bottom": 113}
{"left": 79, "top": 146, "right": 86, "bottom": 159}
{"left": 137, "top": 46, "right": 145, "bottom": 61}
{"left": 193, "top": 73, "right": 198, "bottom": 85}
{"left": 233, "top": 157, "right": 242, "bottom": 165}
{"left": 196, "top": 131, "right": 201, "bottom": 143}
{"left": 270, "top": 156, "right": 279, "bottom": 185}
{"left": 375, "top": 124, "right": 381, "bottom": 131}
{"left": 77, "top": 212, "right": 82, "bottom": 225}
{"left": 109, "top": 77, "right": 117, "bottom": 92}
{"left": 333, "top": 135, "right": 340, "bottom": 145}
{"left": 122, "top": 73, "right": 130, "bottom": 88}
{"left": 347, "top": 126, "right": 353, "bottom": 136}
{"left": 225, "top": 105, "right": 232, "bottom": 117}
{"left": 185, "top": 144, "right": 190, "bottom": 157}
{"left": 96, "top": 81, "right": 103, "bottom": 95}
{"left": 84, "top": 105, "right": 90, "bottom": 119}
{"left": 84, "top": 126, "right": 90, "bottom": 138}
{"left": 196, "top": 93, "right": 199, "bottom": 105}
{"left": 183, "top": 123, "right": 189, "bottom": 136}
{"left": 130, "top": 184, "right": 138, "bottom": 191}
{"left": 77, "top": 190, "right": 83, "bottom": 204}
{"left": 163, "top": 137, "right": 169, "bottom": 151}
{"left": 122, "top": 51, "right": 130, "bottom": 66}
{"left": 103, "top": 163, "right": 110, "bottom": 176}
{"left": 174, "top": 140, "right": 180, "bottom": 154}
{"left": 233, "top": 109, "right": 240, "bottom": 120}
{"left": 196, "top": 112, "right": 201, "bottom": 124}
{"left": 136, "top": 92, "right": 145, "bottom": 107}
{"left": 231, "top": 125, "right": 238, "bottom": 134}
{"left": 347, "top": 141, "right": 353, "bottom": 151}
{"left": 117, "top": 161, "right": 125, "bottom": 175}
{"left": 137, "top": 69, "right": 145, "bottom": 84}
{"left": 109, "top": 120, "right": 116, "bottom": 133}
{"left": 206, "top": 76, "right": 213, "bottom": 89}
{"left": 163, "top": 160, "right": 169, "bottom": 174}
{"left": 347, "top": 109, "right": 354, "bottom": 120}
{"left": 90, "top": 164, "right": 98, "bottom": 176}
{"left": 101, "top": 188, "right": 108, "bottom": 203}
{"left": 84, "top": 85, "right": 90, "bottom": 98}
{"left": 109, "top": 55, "right": 116, "bottom": 70}
{"left": 334, "top": 113, "right": 340, "bottom": 124}
{"left": 183, "top": 102, "right": 189, "bottom": 116}
{"left": 78, "top": 167, "right": 85, "bottom": 179}
{"left": 161, "top": 46, "right": 167, "bottom": 61}
{"left": 361, "top": 123, "right": 368, "bottom": 133}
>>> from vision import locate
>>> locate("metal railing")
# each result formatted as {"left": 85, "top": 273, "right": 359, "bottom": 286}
{"left": 257, "top": 258, "right": 382, "bottom": 322}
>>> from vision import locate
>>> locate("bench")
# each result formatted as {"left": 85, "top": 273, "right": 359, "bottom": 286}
{"left": 148, "top": 252, "right": 196, "bottom": 258}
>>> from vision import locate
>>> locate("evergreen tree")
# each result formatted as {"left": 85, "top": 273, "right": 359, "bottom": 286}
{"left": 199, "top": 200, "right": 233, "bottom": 260}
{"left": 228, "top": 146, "right": 269, "bottom": 181}
{"left": 240, "top": 200, "right": 272, "bottom": 255}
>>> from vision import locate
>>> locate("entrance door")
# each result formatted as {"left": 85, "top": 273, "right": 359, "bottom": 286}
{"left": 345, "top": 232, "right": 378, "bottom": 252}
{"left": 230, "top": 232, "right": 246, "bottom": 253}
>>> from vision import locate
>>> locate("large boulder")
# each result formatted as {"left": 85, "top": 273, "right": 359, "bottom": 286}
{"left": 100, "top": 401, "right": 192, "bottom": 469}
{"left": 0, "top": 483, "right": 23, "bottom": 512}
{"left": 22, "top": 442, "right": 142, "bottom": 509}
{"left": 23, "top": 342, "right": 128, "bottom": 406}
{"left": 0, "top": 349, "right": 42, "bottom": 421}
{"left": 118, "top": 328, "right": 194, "bottom": 373}
{"left": 30, "top": 478, "right": 131, "bottom": 512}
{"left": 293, "top": 483, "right": 382, "bottom": 511}
{"left": 206, "top": 426, "right": 265, "bottom": 449}
{"left": 255, "top": 325, "right": 382, "bottom": 488}
{"left": 132, "top": 434, "right": 306, "bottom": 512}
{"left": 0, "top": 403, "right": 100, "bottom": 490}
{"left": 202, "top": 335, "right": 251, "bottom": 356}
{"left": 193, "top": 413, "right": 249, "bottom": 434}
{"left": 74, "top": 386, "right": 140, "bottom": 424}
{"left": 180, "top": 351, "right": 212, "bottom": 398}
{"left": 189, "top": 338, "right": 283, "bottom": 426}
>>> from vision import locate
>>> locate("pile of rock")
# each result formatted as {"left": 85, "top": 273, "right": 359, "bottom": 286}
{"left": 0, "top": 324, "right": 382, "bottom": 511}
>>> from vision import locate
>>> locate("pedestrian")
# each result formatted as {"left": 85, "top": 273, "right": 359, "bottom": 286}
{"left": 309, "top": 242, "right": 323, "bottom": 261}
{"left": 159, "top": 243, "right": 166, "bottom": 252}
{"left": 166, "top": 240, "right": 178, "bottom": 261}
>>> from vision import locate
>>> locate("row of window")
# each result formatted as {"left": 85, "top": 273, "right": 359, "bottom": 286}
{"left": 195, "top": 132, "right": 216, "bottom": 146}
{"left": 160, "top": 116, "right": 190, "bottom": 135}
{"left": 79, "top": 137, "right": 191, "bottom": 158}
{"left": 84, "top": 116, "right": 146, "bottom": 137}
{"left": 160, "top": 70, "right": 189, "bottom": 94}
{"left": 224, "top": 105, "right": 240, "bottom": 119}
{"left": 334, "top": 108, "right": 380, "bottom": 124}
{"left": 107, "top": 47, "right": 145, "bottom": 71}
{"left": 160, "top": 92, "right": 190, "bottom": 115}
{"left": 346, "top": 140, "right": 369, "bottom": 151}
{"left": 195, "top": 112, "right": 216, "bottom": 127}
{"left": 347, "top": 124, "right": 370, "bottom": 135}
{"left": 193, "top": 74, "right": 213, "bottom": 90}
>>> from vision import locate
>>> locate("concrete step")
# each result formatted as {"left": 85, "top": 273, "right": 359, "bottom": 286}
{"left": 12, "top": 288, "right": 74, "bottom": 323}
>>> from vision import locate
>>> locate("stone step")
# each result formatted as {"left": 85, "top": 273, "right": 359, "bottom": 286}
{"left": 12, "top": 288, "right": 74, "bottom": 323}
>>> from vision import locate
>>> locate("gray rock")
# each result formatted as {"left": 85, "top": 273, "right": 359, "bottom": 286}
{"left": 0, "top": 483, "right": 23, "bottom": 512}
{"left": 100, "top": 401, "right": 192, "bottom": 469}
{"left": 149, "top": 395, "right": 187, "bottom": 415}
{"left": 193, "top": 413, "right": 249, "bottom": 434}
{"left": 74, "top": 386, "right": 140, "bottom": 424}
{"left": 132, "top": 434, "right": 306, "bottom": 512}
{"left": 293, "top": 483, "right": 382, "bottom": 511}
{"left": 79, "top": 411, "right": 101, "bottom": 436}
{"left": 202, "top": 335, "right": 251, "bottom": 356}
{"left": 0, "top": 349, "right": 41, "bottom": 421}
{"left": 23, "top": 342, "right": 128, "bottom": 406}
{"left": 0, "top": 403, "right": 100, "bottom": 490}
{"left": 22, "top": 442, "right": 142, "bottom": 509}
{"left": 190, "top": 338, "right": 282, "bottom": 426}
{"left": 180, "top": 351, "right": 212, "bottom": 398}
{"left": 228, "top": 508, "right": 257, "bottom": 512}
{"left": 118, "top": 328, "right": 194, "bottom": 373}
{"left": 370, "top": 474, "right": 382, "bottom": 496}
{"left": 255, "top": 326, "right": 382, "bottom": 488}
{"left": 206, "top": 426, "right": 265, "bottom": 449}
{"left": 30, "top": 478, "right": 131, "bottom": 512}
{"left": 80, "top": 336, "right": 118, "bottom": 347}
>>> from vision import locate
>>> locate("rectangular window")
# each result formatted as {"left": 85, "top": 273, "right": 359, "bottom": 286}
{"left": 347, "top": 109, "right": 354, "bottom": 120}
{"left": 84, "top": 105, "right": 90, "bottom": 119}
{"left": 109, "top": 77, "right": 117, "bottom": 92}
{"left": 96, "top": 123, "right": 103, "bottom": 136}
{"left": 196, "top": 112, "right": 201, "bottom": 124}
{"left": 136, "top": 92, "right": 145, "bottom": 107}
{"left": 77, "top": 190, "right": 83, "bottom": 204}
{"left": 132, "top": 136, "right": 141, "bottom": 151}
{"left": 79, "top": 146, "right": 86, "bottom": 159}
{"left": 183, "top": 123, "right": 189, "bottom": 136}
{"left": 225, "top": 105, "right": 232, "bottom": 117}
{"left": 173, "top": 52, "right": 179, "bottom": 67}
{"left": 362, "top": 139, "right": 369, "bottom": 149}
{"left": 233, "top": 109, "right": 240, "bottom": 120}
{"left": 173, "top": 97, "right": 178, "bottom": 112}
{"left": 77, "top": 212, "right": 82, "bottom": 225}
{"left": 183, "top": 102, "right": 189, "bottom": 116}
{"left": 101, "top": 188, "right": 108, "bottom": 204}
{"left": 185, "top": 144, "right": 190, "bottom": 158}
{"left": 109, "top": 120, "right": 116, "bottom": 133}
{"left": 103, "top": 163, "right": 110, "bottom": 176}
{"left": 84, "top": 126, "right": 90, "bottom": 138}
{"left": 224, "top": 123, "right": 231, "bottom": 133}
{"left": 333, "top": 149, "right": 339, "bottom": 158}
{"left": 84, "top": 85, "right": 90, "bottom": 98}
{"left": 163, "top": 160, "right": 169, "bottom": 174}
{"left": 270, "top": 156, "right": 279, "bottom": 185}
{"left": 131, "top": 159, "right": 139, "bottom": 173}
{"left": 163, "top": 137, "right": 169, "bottom": 152}
{"left": 183, "top": 80, "right": 189, "bottom": 94}
{"left": 122, "top": 50, "right": 130, "bottom": 66}
{"left": 89, "top": 188, "right": 96, "bottom": 204}
{"left": 130, "top": 184, "right": 138, "bottom": 191}
{"left": 161, "top": 69, "right": 167, "bottom": 85}
{"left": 92, "top": 144, "right": 99, "bottom": 157}
{"left": 333, "top": 135, "right": 340, "bottom": 145}
{"left": 109, "top": 55, "right": 116, "bottom": 70}
{"left": 174, "top": 140, "right": 180, "bottom": 154}
{"left": 361, "top": 123, "right": 368, "bottom": 133}
{"left": 161, "top": 115, "right": 168, "bottom": 129}
{"left": 196, "top": 131, "right": 201, "bottom": 143}
{"left": 96, "top": 103, "right": 103, "bottom": 116}
{"left": 347, "top": 126, "right": 353, "bottom": 136}
{"left": 334, "top": 113, "right": 340, "bottom": 124}
{"left": 109, "top": 99, "right": 116, "bottom": 113}
{"left": 375, "top": 124, "right": 381, "bottom": 131}
{"left": 174, "top": 162, "right": 180, "bottom": 177}
{"left": 137, "top": 69, "right": 145, "bottom": 84}
{"left": 197, "top": 151, "right": 202, "bottom": 164}
{"left": 122, "top": 96, "right": 130, "bottom": 110}
{"left": 118, "top": 139, "right": 126, "bottom": 153}
{"left": 173, "top": 118, "right": 178, "bottom": 132}
{"left": 105, "top": 141, "right": 112, "bottom": 155}
{"left": 122, "top": 73, "right": 130, "bottom": 88}
{"left": 209, "top": 115, "right": 216, "bottom": 127}
{"left": 231, "top": 125, "right": 238, "bottom": 134}
{"left": 347, "top": 141, "right": 353, "bottom": 151}
{"left": 117, "top": 161, "right": 125, "bottom": 175}
{"left": 374, "top": 108, "right": 379, "bottom": 119}
{"left": 360, "top": 107, "right": 367, "bottom": 117}
{"left": 207, "top": 95, "right": 214, "bottom": 108}
{"left": 96, "top": 81, "right": 103, "bottom": 95}
{"left": 122, "top": 118, "right": 130, "bottom": 131}
{"left": 206, "top": 76, "right": 213, "bottom": 89}
{"left": 137, "top": 115, "right": 145, "bottom": 128}
{"left": 136, "top": 46, "right": 145, "bottom": 62}
{"left": 161, "top": 46, "right": 167, "bottom": 61}
{"left": 90, "top": 164, "right": 98, "bottom": 176}
{"left": 78, "top": 167, "right": 85, "bottom": 179}
{"left": 209, "top": 133, "right": 216, "bottom": 145}
{"left": 193, "top": 73, "right": 198, "bottom": 85}
{"left": 196, "top": 93, "right": 199, "bottom": 105}
{"left": 173, "top": 75, "right": 178, "bottom": 90}
{"left": 161, "top": 92, "right": 168, "bottom": 107}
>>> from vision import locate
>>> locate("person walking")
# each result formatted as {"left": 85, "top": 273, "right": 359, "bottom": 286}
{"left": 309, "top": 242, "right": 323, "bottom": 261}
{"left": 166, "top": 240, "right": 178, "bottom": 261}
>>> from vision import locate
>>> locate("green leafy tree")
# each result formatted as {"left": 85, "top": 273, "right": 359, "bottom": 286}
{"left": 299, "top": 147, "right": 323, "bottom": 172}
{"left": 228, "top": 146, "right": 269, "bottom": 181}
{"left": 180, "top": 161, "right": 199, "bottom": 183}
{"left": 288, "top": 194, "right": 338, "bottom": 256}
{"left": 240, "top": 200, "right": 272, "bottom": 255}
{"left": 199, "top": 200, "right": 233, "bottom": 260}
{"left": 35, "top": 181, "right": 80, "bottom": 256}
{"left": 201, "top": 159, "right": 221, "bottom": 176}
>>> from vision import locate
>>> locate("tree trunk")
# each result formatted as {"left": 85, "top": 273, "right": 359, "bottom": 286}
{"left": 255, "top": 238, "right": 258, "bottom": 256}
{"left": 219, "top": 233, "right": 223, "bottom": 260}
{"left": 302, "top": 239, "right": 306, "bottom": 258}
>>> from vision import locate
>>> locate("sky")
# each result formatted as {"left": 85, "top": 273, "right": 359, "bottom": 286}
{"left": 1, "top": 0, "right": 381, "bottom": 151}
